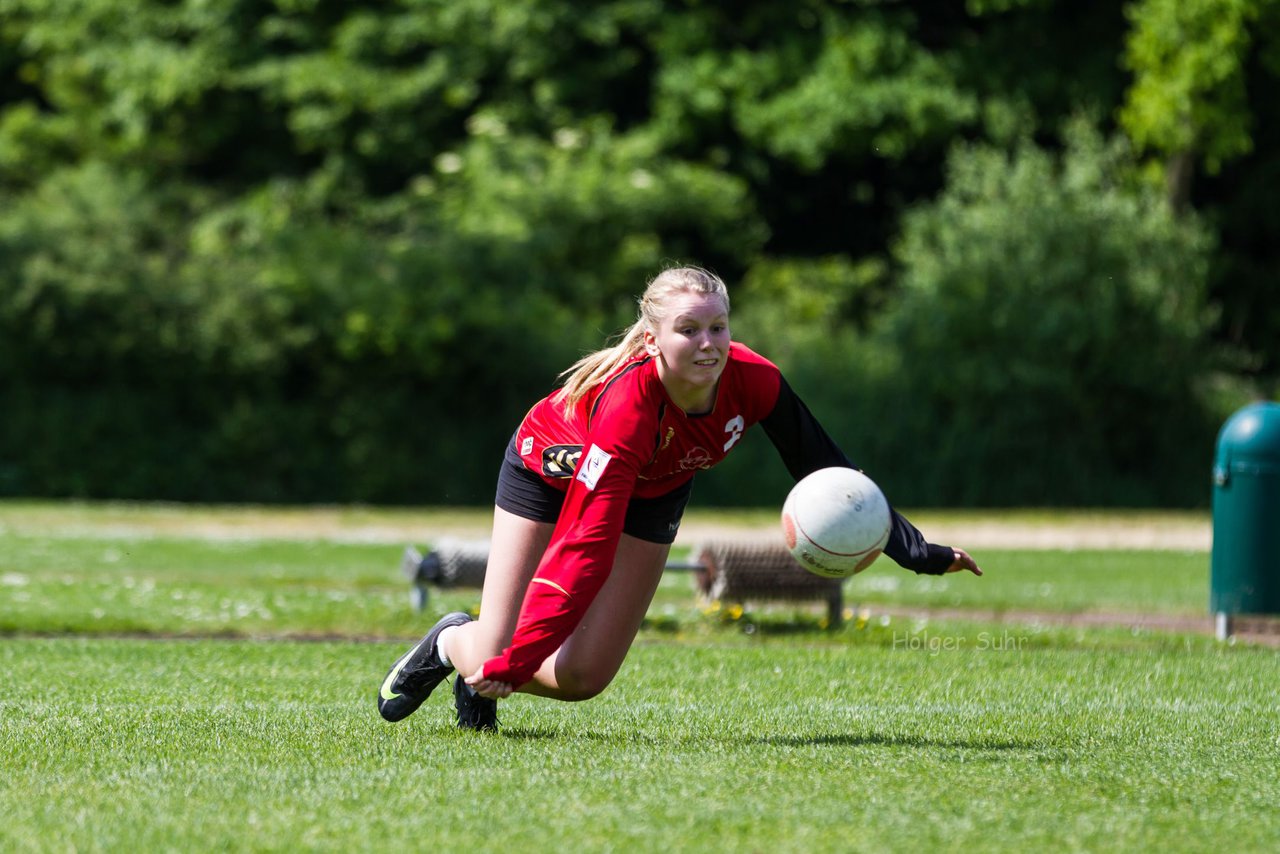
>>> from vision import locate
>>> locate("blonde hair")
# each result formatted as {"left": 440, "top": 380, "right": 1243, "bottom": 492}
{"left": 557, "top": 266, "right": 730, "bottom": 416}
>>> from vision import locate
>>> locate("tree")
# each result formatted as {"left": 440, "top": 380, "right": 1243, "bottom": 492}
{"left": 881, "top": 121, "right": 1217, "bottom": 505}
{"left": 1120, "top": 0, "right": 1280, "bottom": 387}
{"left": 1119, "top": 0, "right": 1265, "bottom": 211}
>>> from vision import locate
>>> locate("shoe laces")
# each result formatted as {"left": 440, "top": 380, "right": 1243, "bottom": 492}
{"left": 456, "top": 679, "right": 499, "bottom": 730}
{"left": 399, "top": 648, "right": 447, "bottom": 694}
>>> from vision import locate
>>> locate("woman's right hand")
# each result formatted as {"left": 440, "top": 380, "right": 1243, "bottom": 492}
{"left": 465, "top": 666, "right": 515, "bottom": 700}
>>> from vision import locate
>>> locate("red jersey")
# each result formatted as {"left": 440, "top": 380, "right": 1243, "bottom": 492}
{"left": 483, "top": 343, "right": 783, "bottom": 685}
{"left": 514, "top": 341, "right": 782, "bottom": 498}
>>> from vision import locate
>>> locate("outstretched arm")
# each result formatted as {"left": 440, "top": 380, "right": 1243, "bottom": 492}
{"left": 760, "top": 376, "right": 980, "bottom": 576}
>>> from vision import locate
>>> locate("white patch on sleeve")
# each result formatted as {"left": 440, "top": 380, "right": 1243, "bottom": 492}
{"left": 520, "top": 436, "right": 534, "bottom": 456}
{"left": 575, "top": 444, "right": 612, "bottom": 491}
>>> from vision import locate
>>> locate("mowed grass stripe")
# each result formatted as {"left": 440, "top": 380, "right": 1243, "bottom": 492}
{"left": 1, "top": 532, "right": 1212, "bottom": 640}
{"left": 2, "top": 636, "right": 1276, "bottom": 852}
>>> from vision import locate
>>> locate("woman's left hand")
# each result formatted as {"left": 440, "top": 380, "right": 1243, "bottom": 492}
{"left": 945, "top": 548, "right": 982, "bottom": 576}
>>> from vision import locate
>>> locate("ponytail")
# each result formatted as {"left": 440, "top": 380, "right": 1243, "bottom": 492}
{"left": 555, "top": 320, "right": 649, "bottom": 417}
{"left": 556, "top": 265, "right": 730, "bottom": 418}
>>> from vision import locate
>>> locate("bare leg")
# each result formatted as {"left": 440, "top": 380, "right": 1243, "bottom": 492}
{"left": 522, "top": 534, "right": 670, "bottom": 700}
{"left": 445, "top": 506, "right": 552, "bottom": 677}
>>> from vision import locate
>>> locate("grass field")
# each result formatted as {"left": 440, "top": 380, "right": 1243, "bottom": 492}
{"left": 2, "top": 502, "right": 1277, "bottom": 852}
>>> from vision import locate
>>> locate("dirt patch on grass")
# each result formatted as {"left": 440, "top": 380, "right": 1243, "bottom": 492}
{"left": 0, "top": 503, "right": 494, "bottom": 543}
{"left": 3, "top": 502, "right": 1213, "bottom": 551}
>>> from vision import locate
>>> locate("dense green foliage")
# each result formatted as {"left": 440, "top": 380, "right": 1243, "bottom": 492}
{"left": 2, "top": 1, "right": 1277, "bottom": 505}
{"left": 887, "top": 125, "right": 1216, "bottom": 505}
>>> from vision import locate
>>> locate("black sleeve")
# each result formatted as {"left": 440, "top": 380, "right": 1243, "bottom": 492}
{"left": 760, "top": 376, "right": 955, "bottom": 575}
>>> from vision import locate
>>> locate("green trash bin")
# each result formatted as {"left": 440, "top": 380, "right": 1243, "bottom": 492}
{"left": 1210, "top": 401, "right": 1280, "bottom": 638}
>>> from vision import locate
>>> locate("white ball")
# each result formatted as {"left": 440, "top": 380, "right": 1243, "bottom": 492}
{"left": 781, "top": 467, "right": 891, "bottom": 578}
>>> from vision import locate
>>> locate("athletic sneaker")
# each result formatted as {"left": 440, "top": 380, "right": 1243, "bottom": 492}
{"left": 453, "top": 673, "right": 499, "bottom": 732}
{"left": 377, "top": 611, "right": 471, "bottom": 722}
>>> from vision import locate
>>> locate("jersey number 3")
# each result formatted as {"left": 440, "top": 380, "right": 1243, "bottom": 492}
{"left": 723, "top": 415, "right": 745, "bottom": 452}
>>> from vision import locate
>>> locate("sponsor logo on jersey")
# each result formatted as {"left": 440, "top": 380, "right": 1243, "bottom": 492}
{"left": 679, "top": 446, "right": 713, "bottom": 470}
{"left": 541, "top": 444, "right": 583, "bottom": 478}
{"left": 520, "top": 436, "right": 534, "bottom": 456}
{"left": 576, "top": 444, "right": 612, "bottom": 490}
